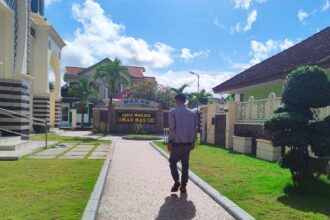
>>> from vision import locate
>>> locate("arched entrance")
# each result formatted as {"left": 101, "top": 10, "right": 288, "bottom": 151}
{"left": 49, "top": 50, "right": 61, "bottom": 128}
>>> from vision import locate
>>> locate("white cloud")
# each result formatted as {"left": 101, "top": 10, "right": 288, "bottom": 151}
{"left": 233, "top": 0, "right": 251, "bottom": 9}
{"left": 232, "top": 10, "right": 257, "bottom": 33}
{"left": 322, "top": 0, "right": 330, "bottom": 11}
{"left": 45, "top": 0, "right": 60, "bottom": 8}
{"left": 220, "top": 38, "right": 296, "bottom": 71}
{"left": 213, "top": 17, "right": 227, "bottom": 30}
{"left": 249, "top": 39, "right": 295, "bottom": 65}
{"left": 180, "top": 48, "right": 210, "bottom": 61}
{"left": 244, "top": 10, "right": 258, "bottom": 31}
{"left": 62, "top": 0, "right": 174, "bottom": 69}
{"left": 298, "top": 9, "right": 309, "bottom": 24}
{"left": 232, "top": 0, "right": 267, "bottom": 9}
{"left": 149, "top": 70, "right": 234, "bottom": 93}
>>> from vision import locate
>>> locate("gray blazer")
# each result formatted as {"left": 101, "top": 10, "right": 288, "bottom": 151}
{"left": 168, "top": 105, "right": 198, "bottom": 144}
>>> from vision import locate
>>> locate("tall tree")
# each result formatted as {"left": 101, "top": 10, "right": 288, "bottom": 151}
{"left": 187, "top": 89, "right": 212, "bottom": 108}
{"left": 94, "top": 58, "right": 130, "bottom": 106}
{"left": 129, "top": 81, "right": 175, "bottom": 110}
{"left": 69, "top": 77, "right": 97, "bottom": 128}
{"left": 171, "top": 84, "right": 189, "bottom": 94}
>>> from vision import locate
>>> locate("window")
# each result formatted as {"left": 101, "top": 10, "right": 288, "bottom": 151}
{"left": 61, "top": 106, "right": 69, "bottom": 122}
{"left": 120, "top": 83, "right": 124, "bottom": 92}
{"left": 104, "top": 88, "right": 108, "bottom": 99}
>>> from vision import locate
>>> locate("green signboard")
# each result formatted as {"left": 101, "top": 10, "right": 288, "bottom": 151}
{"left": 116, "top": 112, "right": 156, "bottom": 124}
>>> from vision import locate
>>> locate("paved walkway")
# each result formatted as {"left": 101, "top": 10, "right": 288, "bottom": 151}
{"left": 97, "top": 139, "right": 233, "bottom": 220}
{"left": 29, "top": 143, "right": 112, "bottom": 160}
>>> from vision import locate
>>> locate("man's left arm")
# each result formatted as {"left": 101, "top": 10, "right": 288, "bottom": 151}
{"left": 192, "top": 112, "right": 198, "bottom": 149}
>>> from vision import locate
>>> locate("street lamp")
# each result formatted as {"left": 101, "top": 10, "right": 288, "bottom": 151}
{"left": 190, "top": 71, "right": 201, "bottom": 133}
{"left": 189, "top": 71, "right": 200, "bottom": 95}
{"left": 189, "top": 71, "right": 200, "bottom": 109}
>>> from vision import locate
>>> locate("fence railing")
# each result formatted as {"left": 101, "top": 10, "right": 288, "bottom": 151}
{"left": 237, "top": 93, "right": 330, "bottom": 123}
{"left": 0, "top": 107, "right": 48, "bottom": 148}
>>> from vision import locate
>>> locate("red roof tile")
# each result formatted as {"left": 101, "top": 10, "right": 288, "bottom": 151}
{"left": 143, "top": 76, "right": 156, "bottom": 83}
{"left": 65, "top": 66, "right": 86, "bottom": 76}
{"left": 126, "top": 66, "right": 145, "bottom": 78}
{"left": 115, "top": 89, "right": 130, "bottom": 99}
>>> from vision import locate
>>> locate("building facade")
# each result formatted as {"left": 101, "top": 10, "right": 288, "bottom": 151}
{"left": 60, "top": 58, "right": 156, "bottom": 128}
{"left": 208, "top": 27, "right": 330, "bottom": 161}
{"left": 0, "top": 0, "right": 65, "bottom": 136}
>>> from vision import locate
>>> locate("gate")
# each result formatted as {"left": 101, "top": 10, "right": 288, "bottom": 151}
{"left": 215, "top": 114, "right": 226, "bottom": 146}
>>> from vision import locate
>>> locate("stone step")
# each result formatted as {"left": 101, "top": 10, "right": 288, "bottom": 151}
{"left": 0, "top": 136, "right": 29, "bottom": 151}
{"left": 0, "top": 140, "right": 56, "bottom": 160}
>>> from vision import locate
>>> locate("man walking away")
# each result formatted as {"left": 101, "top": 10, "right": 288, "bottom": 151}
{"left": 168, "top": 93, "right": 198, "bottom": 193}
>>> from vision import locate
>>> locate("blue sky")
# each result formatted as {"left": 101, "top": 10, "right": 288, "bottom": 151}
{"left": 45, "top": 0, "right": 330, "bottom": 92}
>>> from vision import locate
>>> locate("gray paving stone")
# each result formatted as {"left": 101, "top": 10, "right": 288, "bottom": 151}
{"left": 63, "top": 151, "right": 87, "bottom": 156}
{"left": 97, "top": 140, "right": 234, "bottom": 220}
{"left": 77, "top": 145, "right": 94, "bottom": 148}
{"left": 60, "top": 155, "right": 85, "bottom": 159}
{"left": 72, "top": 147, "right": 93, "bottom": 152}
{"left": 90, "top": 152, "right": 108, "bottom": 156}
{"left": 93, "top": 147, "right": 110, "bottom": 152}
{"left": 32, "top": 143, "right": 74, "bottom": 158}
{"left": 89, "top": 155, "right": 107, "bottom": 160}
{"left": 29, "top": 155, "right": 56, "bottom": 159}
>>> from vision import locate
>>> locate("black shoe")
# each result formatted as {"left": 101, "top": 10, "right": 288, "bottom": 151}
{"left": 180, "top": 185, "right": 187, "bottom": 193}
{"left": 171, "top": 182, "right": 181, "bottom": 192}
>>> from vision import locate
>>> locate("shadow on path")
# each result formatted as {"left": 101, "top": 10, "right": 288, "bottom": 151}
{"left": 156, "top": 193, "right": 196, "bottom": 220}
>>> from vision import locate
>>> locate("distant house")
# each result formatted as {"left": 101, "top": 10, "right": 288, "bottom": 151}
{"left": 213, "top": 27, "right": 330, "bottom": 101}
{"left": 60, "top": 58, "right": 156, "bottom": 128}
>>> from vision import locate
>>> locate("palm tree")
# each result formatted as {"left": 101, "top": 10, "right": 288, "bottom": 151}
{"left": 69, "top": 77, "right": 97, "bottom": 128}
{"left": 187, "top": 89, "right": 212, "bottom": 108}
{"left": 94, "top": 58, "right": 130, "bottom": 106}
{"left": 171, "top": 84, "right": 189, "bottom": 94}
{"left": 49, "top": 81, "right": 55, "bottom": 93}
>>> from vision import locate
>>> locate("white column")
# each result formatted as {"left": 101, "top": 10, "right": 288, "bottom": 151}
{"left": 234, "top": 94, "right": 241, "bottom": 102}
{"left": 14, "top": 0, "right": 29, "bottom": 76}
{"left": 0, "top": 2, "right": 14, "bottom": 78}
{"left": 225, "top": 101, "right": 237, "bottom": 149}
{"left": 71, "top": 109, "right": 77, "bottom": 130}
{"left": 32, "top": 27, "right": 49, "bottom": 96}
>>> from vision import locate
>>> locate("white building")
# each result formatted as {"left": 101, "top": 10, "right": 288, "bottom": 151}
{"left": 0, "top": 0, "right": 65, "bottom": 136}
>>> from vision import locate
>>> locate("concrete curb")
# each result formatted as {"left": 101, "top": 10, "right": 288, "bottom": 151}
{"left": 81, "top": 144, "right": 114, "bottom": 220}
{"left": 150, "top": 142, "right": 255, "bottom": 220}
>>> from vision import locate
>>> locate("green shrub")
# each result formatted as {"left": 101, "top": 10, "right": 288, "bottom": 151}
{"left": 282, "top": 66, "right": 330, "bottom": 108}
{"left": 265, "top": 65, "right": 330, "bottom": 184}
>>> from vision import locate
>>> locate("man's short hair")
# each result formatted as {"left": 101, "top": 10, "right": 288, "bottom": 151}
{"left": 175, "top": 93, "right": 186, "bottom": 103}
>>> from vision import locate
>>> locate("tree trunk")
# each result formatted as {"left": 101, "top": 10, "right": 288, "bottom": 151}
{"left": 109, "top": 95, "right": 113, "bottom": 110}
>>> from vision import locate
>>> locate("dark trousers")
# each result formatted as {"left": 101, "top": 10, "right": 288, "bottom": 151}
{"left": 169, "top": 144, "right": 192, "bottom": 186}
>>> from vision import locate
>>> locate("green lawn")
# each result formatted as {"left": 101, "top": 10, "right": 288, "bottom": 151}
{"left": 31, "top": 133, "right": 112, "bottom": 145}
{"left": 155, "top": 141, "right": 330, "bottom": 220}
{"left": 123, "top": 134, "right": 162, "bottom": 140}
{"left": 0, "top": 160, "right": 103, "bottom": 219}
{"left": 0, "top": 134, "right": 111, "bottom": 219}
